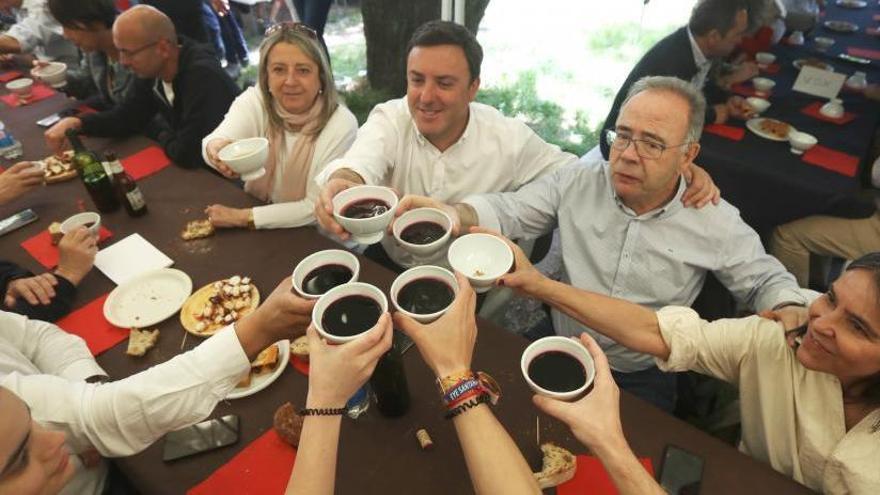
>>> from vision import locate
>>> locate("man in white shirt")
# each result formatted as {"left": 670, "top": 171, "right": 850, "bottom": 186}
{"left": 314, "top": 20, "right": 721, "bottom": 270}
{"left": 0, "top": 0, "right": 79, "bottom": 66}
{"left": 0, "top": 277, "right": 315, "bottom": 495}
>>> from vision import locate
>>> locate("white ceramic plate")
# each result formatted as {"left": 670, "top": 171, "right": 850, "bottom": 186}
{"left": 792, "top": 59, "right": 835, "bottom": 72}
{"left": 104, "top": 268, "right": 192, "bottom": 328}
{"left": 746, "top": 118, "right": 797, "bottom": 142}
{"left": 836, "top": 0, "right": 866, "bottom": 8}
{"left": 226, "top": 341, "right": 289, "bottom": 399}
{"left": 824, "top": 20, "right": 858, "bottom": 32}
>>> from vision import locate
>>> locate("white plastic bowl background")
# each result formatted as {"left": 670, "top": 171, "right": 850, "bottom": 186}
{"left": 390, "top": 265, "right": 459, "bottom": 323}
{"left": 60, "top": 212, "right": 101, "bottom": 237}
{"left": 392, "top": 207, "right": 453, "bottom": 256}
{"left": 291, "top": 249, "right": 360, "bottom": 299}
{"left": 312, "top": 282, "right": 388, "bottom": 344}
{"left": 447, "top": 233, "right": 513, "bottom": 292}
{"left": 520, "top": 336, "right": 596, "bottom": 401}
{"left": 331, "top": 185, "right": 399, "bottom": 244}
{"left": 218, "top": 137, "right": 269, "bottom": 180}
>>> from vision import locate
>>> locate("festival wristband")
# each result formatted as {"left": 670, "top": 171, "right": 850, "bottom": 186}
{"left": 443, "top": 378, "right": 482, "bottom": 404}
{"left": 446, "top": 387, "right": 486, "bottom": 410}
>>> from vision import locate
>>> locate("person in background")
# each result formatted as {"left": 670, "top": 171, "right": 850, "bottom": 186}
{"left": 202, "top": 22, "right": 356, "bottom": 230}
{"left": 43, "top": 5, "right": 240, "bottom": 168}
{"left": 141, "top": 0, "right": 209, "bottom": 45}
{"left": 291, "top": 0, "right": 332, "bottom": 60}
{"left": 0, "top": 0, "right": 79, "bottom": 66}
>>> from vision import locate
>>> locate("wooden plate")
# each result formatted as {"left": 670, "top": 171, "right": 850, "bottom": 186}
{"left": 179, "top": 279, "right": 260, "bottom": 337}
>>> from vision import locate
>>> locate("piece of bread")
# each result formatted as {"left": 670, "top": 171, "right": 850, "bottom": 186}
{"left": 290, "top": 335, "right": 309, "bottom": 362}
{"left": 181, "top": 219, "right": 214, "bottom": 241}
{"left": 533, "top": 442, "right": 576, "bottom": 489}
{"left": 235, "top": 370, "right": 252, "bottom": 388}
{"left": 48, "top": 221, "right": 63, "bottom": 245}
{"left": 252, "top": 344, "right": 279, "bottom": 368}
{"left": 126, "top": 328, "right": 159, "bottom": 356}
{"left": 42, "top": 151, "right": 77, "bottom": 184}
{"left": 273, "top": 402, "right": 304, "bottom": 447}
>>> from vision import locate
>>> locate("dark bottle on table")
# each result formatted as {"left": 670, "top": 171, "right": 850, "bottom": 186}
{"left": 65, "top": 129, "right": 119, "bottom": 213}
{"left": 369, "top": 331, "right": 410, "bottom": 417}
{"left": 104, "top": 152, "right": 147, "bottom": 217}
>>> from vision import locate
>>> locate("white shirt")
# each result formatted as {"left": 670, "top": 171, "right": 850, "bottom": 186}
{"left": 203, "top": 87, "right": 358, "bottom": 229}
{"left": 464, "top": 158, "right": 809, "bottom": 372}
{"left": 686, "top": 27, "right": 712, "bottom": 90}
{"left": 656, "top": 306, "right": 880, "bottom": 494}
{"left": 316, "top": 98, "right": 577, "bottom": 267}
{"left": 161, "top": 80, "right": 175, "bottom": 107}
{"left": 1, "top": 323, "right": 251, "bottom": 495}
{"left": 5, "top": 0, "right": 79, "bottom": 66}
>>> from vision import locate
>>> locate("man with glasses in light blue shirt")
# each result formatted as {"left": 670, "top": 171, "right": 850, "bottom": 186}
{"left": 397, "top": 76, "right": 809, "bottom": 412}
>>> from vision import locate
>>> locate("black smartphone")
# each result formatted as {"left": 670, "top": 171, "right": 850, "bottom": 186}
{"left": 0, "top": 208, "right": 38, "bottom": 236}
{"left": 36, "top": 113, "right": 61, "bottom": 128}
{"left": 162, "top": 414, "right": 240, "bottom": 462}
{"left": 659, "top": 445, "right": 704, "bottom": 495}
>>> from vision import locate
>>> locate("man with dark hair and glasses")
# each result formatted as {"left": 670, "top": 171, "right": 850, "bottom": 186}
{"left": 44, "top": 4, "right": 239, "bottom": 169}
{"left": 396, "top": 76, "right": 810, "bottom": 412}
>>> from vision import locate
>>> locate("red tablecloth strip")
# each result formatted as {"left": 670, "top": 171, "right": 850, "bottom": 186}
{"left": 800, "top": 101, "right": 857, "bottom": 125}
{"left": 0, "top": 83, "right": 55, "bottom": 108}
{"left": 120, "top": 146, "right": 171, "bottom": 181}
{"left": 188, "top": 430, "right": 297, "bottom": 495}
{"left": 759, "top": 63, "right": 780, "bottom": 74}
{"left": 56, "top": 293, "right": 127, "bottom": 355}
{"left": 704, "top": 123, "right": 745, "bottom": 141}
{"left": 290, "top": 355, "right": 309, "bottom": 375}
{"left": 731, "top": 82, "right": 760, "bottom": 97}
{"left": 802, "top": 145, "right": 859, "bottom": 177}
{"left": 558, "top": 455, "right": 654, "bottom": 495}
{"left": 867, "top": 27, "right": 880, "bottom": 37}
{"left": 0, "top": 70, "right": 23, "bottom": 83}
{"left": 847, "top": 47, "right": 880, "bottom": 60}
{"left": 21, "top": 227, "right": 113, "bottom": 269}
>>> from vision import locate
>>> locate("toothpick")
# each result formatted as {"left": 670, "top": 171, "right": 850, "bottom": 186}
{"left": 536, "top": 416, "right": 540, "bottom": 447}
{"left": 180, "top": 330, "right": 188, "bottom": 350}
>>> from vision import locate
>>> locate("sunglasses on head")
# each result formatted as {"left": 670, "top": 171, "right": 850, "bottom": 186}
{"left": 264, "top": 22, "right": 318, "bottom": 39}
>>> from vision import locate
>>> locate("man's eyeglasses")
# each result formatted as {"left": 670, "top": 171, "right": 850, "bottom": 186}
{"left": 264, "top": 21, "right": 318, "bottom": 40}
{"left": 605, "top": 129, "right": 690, "bottom": 160}
{"left": 118, "top": 40, "right": 159, "bottom": 59}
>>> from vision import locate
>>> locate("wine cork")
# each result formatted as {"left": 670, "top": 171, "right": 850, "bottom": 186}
{"left": 416, "top": 428, "right": 433, "bottom": 450}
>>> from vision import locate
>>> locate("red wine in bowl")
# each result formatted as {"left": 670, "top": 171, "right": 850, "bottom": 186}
{"left": 396, "top": 277, "right": 454, "bottom": 314}
{"left": 302, "top": 264, "right": 353, "bottom": 296}
{"left": 322, "top": 295, "right": 382, "bottom": 337}
{"left": 341, "top": 198, "right": 390, "bottom": 219}
{"left": 527, "top": 351, "right": 587, "bottom": 393}
{"left": 400, "top": 221, "right": 446, "bottom": 245}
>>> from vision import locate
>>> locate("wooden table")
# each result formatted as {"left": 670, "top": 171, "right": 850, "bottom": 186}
{"left": 0, "top": 91, "right": 814, "bottom": 494}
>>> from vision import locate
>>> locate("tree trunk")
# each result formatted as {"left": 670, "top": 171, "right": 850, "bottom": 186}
{"left": 361, "top": 0, "right": 490, "bottom": 97}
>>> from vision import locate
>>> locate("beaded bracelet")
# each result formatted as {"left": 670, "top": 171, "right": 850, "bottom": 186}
{"left": 444, "top": 393, "right": 491, "bottom": 419}
{"left": 298, "top": 407, "right": 347, "bottom": 416}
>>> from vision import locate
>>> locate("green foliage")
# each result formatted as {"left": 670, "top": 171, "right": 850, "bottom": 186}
{"left": 331, "top": 43, "right": 368, "bottom": 82}
{"left": 587, "top": 22, "right": 668, "bottom": 59}
{"left": 340, "top": 86, "right": 393, "bottom": 125}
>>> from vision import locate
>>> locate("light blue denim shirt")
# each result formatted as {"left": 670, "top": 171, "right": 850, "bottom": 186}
{"left": 464, "top": 157, "right": 809, "bottom": 372}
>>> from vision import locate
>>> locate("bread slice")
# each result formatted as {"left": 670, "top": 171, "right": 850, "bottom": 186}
{"left": 533, "top": 442, "right": 576, "bottom": 489}
{"left": 181, "top": 219, "right": 214, "bottom": 241}
{"left": 252, "top": 344, "right": 279, "bottom": 368}
{"left": 48, "top": 221, "right": 63, "bottom": 245}
{"left": 290, "top": 335, "right": 309, "bottom": 362}
{"left": 126, "top": 328, "right": 159, "bottom": 357}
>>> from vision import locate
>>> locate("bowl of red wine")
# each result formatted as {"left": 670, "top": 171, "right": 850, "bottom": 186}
{"left": 521, "top": 336, "right": 595, "bottom": 401}
{"left": 390, "top": 265, "right": 459, "bottom": 323}
{"left": 332, "top": 185, "right": 398, "bottom": 245}
{"left": 292, "top": 249, "right": 360, "bottom": 299}
{"left": 392, "top": 207, "right": 453, "bottom": 257}
{"left": 60, "top": 211, "right": 101, "bottom": 237}
{"left": 312, "top": 282, "right": 388, "bottom": 344}
{"left": 447, "top": 233, "right": 513, "bottom": 293}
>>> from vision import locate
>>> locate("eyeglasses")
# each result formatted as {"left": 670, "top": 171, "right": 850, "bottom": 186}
{"left": 264, "top": 22, "right": 318, "bottom": 39}
{"left": 605, "top": 129, "right": 691, "bottom": 160}
{"left": 118, "top": 40, "right": 159, "bottom": 59}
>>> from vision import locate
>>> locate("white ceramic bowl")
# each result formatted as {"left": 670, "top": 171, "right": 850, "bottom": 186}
{"left": 788, "top": 131, "right": 817, "bottom": 154}
{"left": 521, "top": 336, "right": 596, "bottom": 401}
{"left": 752, "top": 77, "right": 776, "bottom": 94}
{"left": 218, "top": 137, "right": 268, "bottom": 181}
{"left": 755, "top": 52, "right": 776, "bottom": 67}
{"left": 332, "top": 185, "right": 398, "bottom": 245}
{"left": 746, "top": 97, "right": 771, "bottom": 114}
{"left": 390, "top": 265, "right": 459, "bottom": 323}
{"left": 291, "top": 249, "right": 360, "bottom": 299}
{"left": 814, "top": 36, "right": 836, "bottom": 51}
{"left": 392, "top": 207, "right": 452, "bottom": 257}
{"left": 30, "top": 62, "right": 67, "bottom": 87}
{"left": 447, "top": 233, "right": 513, "bottom": 293}
{"left": 60, "top": 212, "right": 101, "bottom": 237}
{"left": 312, "top": 282, "right": 388, "bottom": 344}
{"left": 6, "top": 78, "right": 33, "bottom": 96}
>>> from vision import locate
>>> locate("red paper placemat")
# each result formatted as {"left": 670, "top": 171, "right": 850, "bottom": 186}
{"left": 188, "top": 430, "right": 297, "bottom": 495}
{"left": 731, "top": 82, "right": 761, "bottom": 97}
{"left": 704, "top": 123, "right": 745, "bottom": 141}
{"left": 847, "top": 47, "right": 880, "bottom": 60}
{"left": 0, "top": 83, "right": 55, "bottom": 108}
{"left": 121, "top": 146, "right": 171, "bottom": 181}
{"left": 558, "top": 455, "right": 654, "bottom": 495}
{"left": 0, "top": 70, "right": 23, "bottom": 83}
{"left": 56, "top": 294, "right": 127, "bottom": 355}
{"left": 802, "top": 145, "right": 859, "bottom": 177}
{"left": 759, "top": 63, "right": 780, "bottom": 74}
{"left": 21, "top": 227, "right": 113, "bottom": 269}
{"left": 290, "top": 355, "right": 309, "bottom": 375}
{"left": 801, "top": 101, "right": 857, "bottom": 125}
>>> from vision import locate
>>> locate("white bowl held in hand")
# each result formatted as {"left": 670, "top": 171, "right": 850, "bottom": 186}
{"left": 291, "top": 249, "right": 360, "bottom": 299}
{"left": 312, "top": 282, "right": 388, "bottom": 344}
{"left": 332, "top": 185, "right": 399, "bottom": 245}
{"left": 755, "top": 52, "right": 776, "bottom": 67}
{"left": 447, "top": 233, "right": 513, "bottom": 293}
{"left": 746, "top": 97, "right": 771, "bottom": 114}
{"left": 31, "top": 62, "right": 67, "bottom": 87}
{"left": 788, "top": 131, "right": 817, "bottom": 154}
{"left": 390, "top": 265, "right": 459, "bottom": 323}
{"left": 751, "top": 77, "right": 775, "bottom": 95}
{"left": 60, "top": 211, "right": 101, "bottom": 237}
{"left": 521, "top": 336, "right": 596, "bottom": 401}
{"left": 6, "top": 78, "right": 33, "bottom": 96}
{"left": 392, "top": 207, "right": 453, "bottom": 257}
{"left": 218, "top": 137, "right": 269, "bottom": 181}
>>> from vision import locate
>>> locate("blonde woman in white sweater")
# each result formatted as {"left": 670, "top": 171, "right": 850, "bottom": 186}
{"left": 202, "top": 23, "right": 357, "bottom": 229}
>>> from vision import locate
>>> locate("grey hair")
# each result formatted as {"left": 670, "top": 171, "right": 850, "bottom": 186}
{"left": 621, "top": 76, "right": 706, "bottom": 144}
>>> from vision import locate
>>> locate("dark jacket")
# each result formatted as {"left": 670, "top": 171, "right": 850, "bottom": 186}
{"left": 0, "top": 261, "right": 76, "bottom": 322}
{"left": 80, "top": 38, "right": 241, "bottom": 168}
{"left": 600, "top": 26, "right": 727, "bottom": 158}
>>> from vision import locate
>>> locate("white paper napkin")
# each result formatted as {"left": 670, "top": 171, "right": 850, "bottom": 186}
{"left": 95, "top": 233, "right": 173, "bottom": 285}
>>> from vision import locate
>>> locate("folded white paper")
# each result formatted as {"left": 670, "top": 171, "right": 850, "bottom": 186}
{"left": 95, "top": 233, "right": 173, "bottom": 285}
